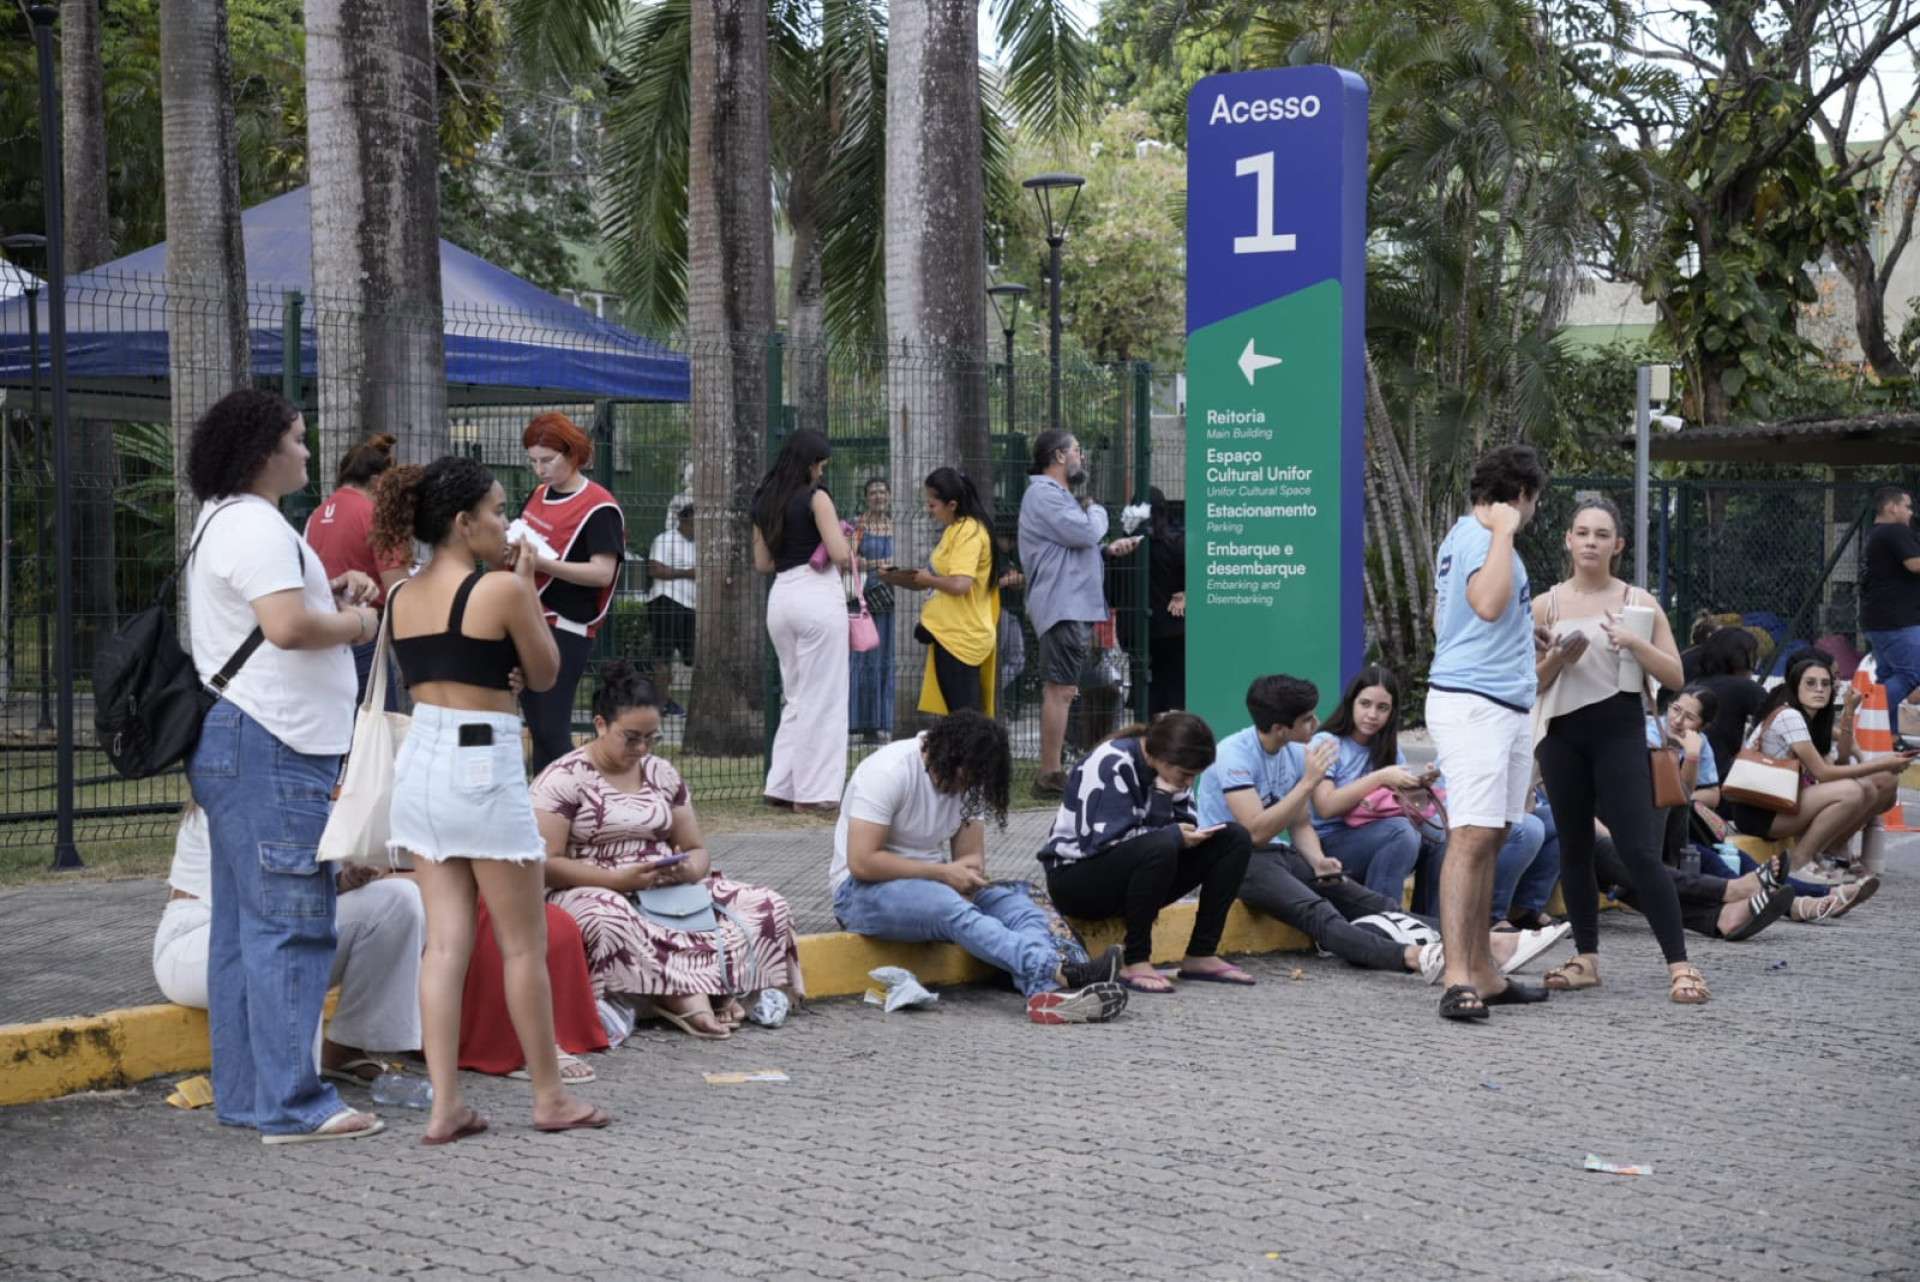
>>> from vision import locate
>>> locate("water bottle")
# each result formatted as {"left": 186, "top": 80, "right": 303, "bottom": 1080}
{"left": 369, "top": 1071, "right": 433, "bottom": 1109}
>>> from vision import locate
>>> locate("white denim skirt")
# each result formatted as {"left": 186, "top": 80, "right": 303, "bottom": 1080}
{"left": 388, "top": 703, "right": 545, "bottom": 864}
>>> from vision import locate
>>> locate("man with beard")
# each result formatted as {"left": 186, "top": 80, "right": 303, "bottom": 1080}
{"left": 1017, "top": 430, "right": 1140, "bottom": 799}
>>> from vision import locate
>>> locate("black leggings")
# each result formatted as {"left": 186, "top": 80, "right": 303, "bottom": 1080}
{"left": 520, "top": 627, "right": 593, "bottom": 775}
{"left": 1536, "top": 692, "right": 1689, "bottom": 963}
{"left": 1594, "top": 832, "right": 1730, "bottom": 938}
{"left": 1044, "top": 823, "right": 1253, "bottom": 965}
{"left": 931, "top": 639, "right": 983, "bottom": 714}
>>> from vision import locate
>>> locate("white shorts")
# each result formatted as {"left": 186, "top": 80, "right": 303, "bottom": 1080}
{"left": 1426, "top": 689, "right": 1532, "bottom": 829}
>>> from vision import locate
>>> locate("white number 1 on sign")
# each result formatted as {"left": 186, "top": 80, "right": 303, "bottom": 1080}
{"left": 1233, "top": 152, "right": 1297, "bottom": 254}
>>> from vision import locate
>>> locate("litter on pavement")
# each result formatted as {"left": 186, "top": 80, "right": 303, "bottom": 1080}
{"left": 704, "top": 1070, "right": 790, "bottom": 1085}
{"left": 865, "top": 966, "right": 938, "bottom": 1012}
{"left": 1584, "top": 1154, "right": 1653, "bottom": 1175}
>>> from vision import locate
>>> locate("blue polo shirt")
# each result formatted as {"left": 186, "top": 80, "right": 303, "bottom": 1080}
{"left": 1429, "top": 514, "right": 1535, "bottom": 711}
{"left": 1306, "top": 732, "right": 1409, "bottom": 836}
{"left": 1195, "top": 725, "right": 1305, "bottom": 829}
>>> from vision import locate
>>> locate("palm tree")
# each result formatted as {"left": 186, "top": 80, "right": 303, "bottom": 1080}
{"left": 304, "top": 0, "right": 448, "bottom": 466}
{"left": 158, "top": 0, "right": 249, "bottom": 563}
{"left": 683, "top": 0, "right": 776, "bottom": 755}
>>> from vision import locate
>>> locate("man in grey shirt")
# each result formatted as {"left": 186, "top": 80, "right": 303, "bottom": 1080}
{"left": 1016, "top": 429, "right": 1140, "bottom": 798}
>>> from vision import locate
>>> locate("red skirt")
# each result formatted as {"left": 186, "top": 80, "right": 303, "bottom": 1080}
{"left": 458, "top": 899, "right": 609, "bottom": 1074}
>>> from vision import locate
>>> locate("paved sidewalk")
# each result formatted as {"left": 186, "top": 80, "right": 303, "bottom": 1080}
{"left": 3, "top": 845, "right": 1917, "bottom": 1280}
{"left": 0, "top": 810, "right": 1062, "bottom": 1026}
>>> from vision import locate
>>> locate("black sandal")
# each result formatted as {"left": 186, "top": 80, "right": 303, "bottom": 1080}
{"left": 1722, "top": 886, "right": 1794, "bottom": 942}
{"left": 1754, "top": 851, "right": 1788, "bottom": 894}
{"left": 1439, "top": 984, "right": 1490, "bottom": 1021}
{"left": 1482, "top": 979, "right": 1550, "bottom": 1005}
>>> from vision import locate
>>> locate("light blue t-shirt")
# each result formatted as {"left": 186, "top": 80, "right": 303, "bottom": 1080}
{"left": 1307, "top": 732, "right": 1408, "bottom": 836}
{"left": 1195, "top": 725, "right": 1305, "bottom": 830}
{"left": 1429, "top": 514, "right": 1536, "bottom": 710}
{"left": 1646, "top": 716, "right": 1719, "bottom": 791}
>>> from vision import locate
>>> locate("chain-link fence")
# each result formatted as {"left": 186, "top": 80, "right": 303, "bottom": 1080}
{"left": 0, "top": 270, "right": 1158, "bottom": 853}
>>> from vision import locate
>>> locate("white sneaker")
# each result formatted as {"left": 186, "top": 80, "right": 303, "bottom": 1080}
{"left": 1418, "top": 940, "right": 1447, "bottom": 985}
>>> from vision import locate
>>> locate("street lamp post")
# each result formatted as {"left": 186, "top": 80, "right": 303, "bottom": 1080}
{"left": 1021, "top": 173, "right": 1085, "bottom": 435}
{"left": 985, "top": 283, "right": 1028, "bottom": 441}
{"left": 26, "top": 5, "right": 82, "bottom": 871}
{"left": 1, "top": 234, "right": 50, "bottom": 733}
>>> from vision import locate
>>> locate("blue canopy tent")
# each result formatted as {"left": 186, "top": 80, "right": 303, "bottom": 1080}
{"left": 0, "top": 188, "right": 687, "bottom": 420}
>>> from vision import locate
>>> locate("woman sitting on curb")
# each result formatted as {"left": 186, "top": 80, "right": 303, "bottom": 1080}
{"left": 1040, "top": 712, "right": 1255, "bottom": 994}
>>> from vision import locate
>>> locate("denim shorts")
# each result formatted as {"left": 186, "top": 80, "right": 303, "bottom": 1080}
{"left": 1037, "top": 621, "right": 1091, "bottom": 687}
{"left": 389, "top": 703, "right": 544, "bottom": 864}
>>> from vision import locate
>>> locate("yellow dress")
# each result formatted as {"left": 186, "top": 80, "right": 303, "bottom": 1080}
{"left": 918, "top": 516, "right": 998, "bottom": 716}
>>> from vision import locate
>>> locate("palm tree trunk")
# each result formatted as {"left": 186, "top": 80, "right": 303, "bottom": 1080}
{"left": 885, "top": 0, "right": 989, "bottom": 729}
{"left": 785, "top": 173, "right": 829, "bottom": 437}
{"left": 305, "top": 0, "right": 448, "bottom": 467}
{"left": 158, "top": 0, "right": 249, "bottom": 580}
{"left": 684, "top": 0, "right": 774, "bottom": 756}
{"left": 62, "top": 0, "right": 117, "bottom": 660}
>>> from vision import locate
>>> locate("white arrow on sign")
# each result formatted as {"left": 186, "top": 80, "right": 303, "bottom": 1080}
{"left": 1238, "top": 338, "right": 1283, "bottom": 386}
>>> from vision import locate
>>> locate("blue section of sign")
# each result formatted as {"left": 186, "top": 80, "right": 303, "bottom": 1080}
{"left": 1185, "top": 66, "right": 1368, "bottom": 334}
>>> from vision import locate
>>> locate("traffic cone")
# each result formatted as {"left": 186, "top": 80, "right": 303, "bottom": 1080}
{"left": 1852, "top": 663, "right": 1913, "bottom": 833}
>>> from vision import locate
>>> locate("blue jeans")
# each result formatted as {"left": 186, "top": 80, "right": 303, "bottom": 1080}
{"left": 1866, "top": 626, "right": 1920, "bottom": 731}
{"left": 1414, "top": 811, "right": 1549, "bottom": 919}
{"left": 834, "top": 878, "right": 1060, "bottom": 997}
{"left": 187, "top": 701, "right": 344, "bottom": 1136}
{"left": 1506, "top": 802, "right": 1563, "bottom": 916}
{"left": 1319, "top": 820, "right": 1425, "bottom": 903}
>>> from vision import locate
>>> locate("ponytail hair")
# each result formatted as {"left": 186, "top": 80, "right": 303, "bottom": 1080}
{"left": 590, "top": 658, "right": 661, "bottom": 723}
{"left": 923, "top": 465, "right": 1003, "bottom": 584}
{"left": 371, "top": 455, "right": 497, "bottom": 555}
{"left": 337, "top": 432, "right": 397, "bottom": 487}
{"left": 1106, "top": 711, "right": 1218, "bottom": 774}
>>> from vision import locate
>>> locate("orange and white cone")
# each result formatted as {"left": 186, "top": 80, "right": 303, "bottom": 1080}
{"left": 1852, "top": 661, "right": 1911, "bottom": 835}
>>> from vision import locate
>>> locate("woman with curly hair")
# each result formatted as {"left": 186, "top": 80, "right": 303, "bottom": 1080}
{"left": 372, "top": 456, "right": 609, "bottom": 1142}
{"left": 181, "top": 389, "right": 384, "bottom": 1144}
{"left": 832, "top": 710, "right": 1128, "bottom": 1024}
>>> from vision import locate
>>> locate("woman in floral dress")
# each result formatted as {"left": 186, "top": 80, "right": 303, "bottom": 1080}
{"left": 531, "top": 661, "right": 805, "bottom": 1040}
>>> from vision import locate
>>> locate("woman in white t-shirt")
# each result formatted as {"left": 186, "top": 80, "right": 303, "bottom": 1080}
{"left": 1723, "top": 657, "right": 1910, "bottom": 873}
{"left": 182, "top": 389, "right": 384, "bottom": 1144}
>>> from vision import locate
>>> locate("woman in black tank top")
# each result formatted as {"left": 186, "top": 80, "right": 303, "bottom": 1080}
{"left": 371, "top": 457, "right": 610, "bottom": 1139}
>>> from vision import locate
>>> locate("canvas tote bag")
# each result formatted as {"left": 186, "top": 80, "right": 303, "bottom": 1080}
{"left": 319, "top": 600, "right": 413, "bottom": 866}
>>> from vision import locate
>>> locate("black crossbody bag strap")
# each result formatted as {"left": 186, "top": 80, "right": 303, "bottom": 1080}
{"left": 185, "top": 501, "right": 306, "bottom": 695}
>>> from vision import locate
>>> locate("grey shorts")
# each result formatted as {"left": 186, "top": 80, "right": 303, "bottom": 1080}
{"left": 1037, "top": 621, "right": 1091, "bottom": 688}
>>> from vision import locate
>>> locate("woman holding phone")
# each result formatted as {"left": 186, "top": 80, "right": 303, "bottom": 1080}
{"left": 1530, "top": 497, "right": 1702, "bottom": 1004}
{"left": 1040, "top": 712, "right": 1254, "bottom": 993}
{"left": 373, "top": 456, "right": 608, "bottom": 1142}
{"left": 532, "top": 661, "right": 806, "bottom": 1040}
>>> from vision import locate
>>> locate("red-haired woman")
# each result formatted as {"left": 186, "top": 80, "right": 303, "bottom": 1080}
{"left": 518, "top": 413, "right": 627, "bottom": 773}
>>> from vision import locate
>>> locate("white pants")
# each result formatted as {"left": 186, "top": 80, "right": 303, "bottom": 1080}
{"left": 765, "top": 564, "right": 850, "bottom": 804}
{"left": 152, "top": 878, "right": 425, "bottom": 1054}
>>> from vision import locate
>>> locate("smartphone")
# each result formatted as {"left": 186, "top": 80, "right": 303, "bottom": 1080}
{"left": 1193, "top": 823, "right": 1226, "bottom": 837}
{"left": 649, "top": 852, "right": 690, "bottom": 867}
{"left": 457, "top": 723, "right": 494, "bottom": 747}
{"left": 1555, "top": 632, "right": 1582, "bottom": 650}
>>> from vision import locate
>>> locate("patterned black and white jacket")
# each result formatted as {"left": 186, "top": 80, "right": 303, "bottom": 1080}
{"left": 1039, "top": 737, "right": 1196, "bottom": 868}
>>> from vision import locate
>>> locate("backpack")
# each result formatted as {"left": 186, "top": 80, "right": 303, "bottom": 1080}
{"left": 93, "top": 502, "right": 287, "bottom": 779}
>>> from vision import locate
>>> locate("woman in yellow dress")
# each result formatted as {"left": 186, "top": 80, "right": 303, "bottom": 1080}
{"left": 881, "top": 467, "right": 1001, "bottom": 717}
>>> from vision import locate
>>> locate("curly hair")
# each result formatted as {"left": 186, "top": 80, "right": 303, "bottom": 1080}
{"left": 921, "top": 710, "right": 1010, "bottom": 829}
{"left": 1467, "top": 443, "right": 1547, "bottom": 506}
{"left": 185, "top": 388, "right": 301, "bottom": 501}
{"left": 523, "top": 412, "right": 595, "bottom": 470}
{"left": 337, "top": 432, "right": 397, "bottom": 487}
{"left": 369, "top": 455, "right": 497, "bottom": 555}
{"left": 590, "top": 658, "right": 662, "bottom": 723}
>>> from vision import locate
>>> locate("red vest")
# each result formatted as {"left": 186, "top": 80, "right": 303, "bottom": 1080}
{"left": 521, "top": 479, "right": 623, "bottom": 636}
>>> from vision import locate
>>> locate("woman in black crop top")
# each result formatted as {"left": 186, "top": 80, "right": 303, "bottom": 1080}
{"left": 750, "top": 429, "right": 853, "bottom": 811}
{"left": 371, "top": 456, "right": 610, "bottom": 1140}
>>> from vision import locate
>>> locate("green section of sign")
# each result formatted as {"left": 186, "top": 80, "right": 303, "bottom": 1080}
{"left": 1185, "top": 280, "right": 1344, "bottom": 735}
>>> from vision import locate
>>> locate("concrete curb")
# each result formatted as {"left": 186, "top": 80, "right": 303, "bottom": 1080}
{"left": 1, "top": 901, "right": 1312, "bottom": 1107}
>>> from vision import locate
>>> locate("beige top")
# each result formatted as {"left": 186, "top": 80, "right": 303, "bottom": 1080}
{"left": 1534, "top": 581, "right": 1651, "bottom": 732}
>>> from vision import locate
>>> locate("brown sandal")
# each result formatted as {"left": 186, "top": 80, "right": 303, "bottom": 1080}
{"left": 1668, "top": 965, "right": 1709, "bottom": 1005}
{"left": 1543, "top": 955, "right": 1600, "bottom": 990}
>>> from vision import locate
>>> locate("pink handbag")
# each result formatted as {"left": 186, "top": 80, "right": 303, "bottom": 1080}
{"left": 847, "top": 555, "right": 880, "bottom": 652}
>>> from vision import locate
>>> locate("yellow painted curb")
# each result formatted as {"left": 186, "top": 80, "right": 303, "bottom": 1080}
{"left": 3, "top": 903, "right": 1313, "bottom": 1107}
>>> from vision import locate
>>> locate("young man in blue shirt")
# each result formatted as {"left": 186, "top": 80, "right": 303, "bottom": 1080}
{"left": 1426, "top": 444, "right": 1552, "bottom": 1020}
{"left": 1196, "top": 674, "right": 1566, "bottom": 977}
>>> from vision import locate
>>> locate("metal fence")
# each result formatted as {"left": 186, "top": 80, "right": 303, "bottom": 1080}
{"left": 0, "top": 271, "right": 1157, "bottom": 853}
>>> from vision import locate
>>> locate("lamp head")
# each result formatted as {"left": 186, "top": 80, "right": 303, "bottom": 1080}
{"left": 1022, "top": 173, "right": 1087, "bottom": 241}
{"left": 986, "top": 283, "right": 1030, "bottom": 335}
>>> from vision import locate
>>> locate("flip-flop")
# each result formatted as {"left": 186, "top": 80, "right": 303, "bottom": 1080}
{"left": 1438, "top": 984, "right": 1489, "bottom": 1021}
{"left": 535, "top": 1106, "right": 613, "bottom": 1134}
{"left": 1482, "top": 979, "right": 1550, "bottom": 1006}
{"left": 1499, "top": 922, "right": 1572, "bottom": 976}
{"left": 319, "top": 1058, "right": 385, "bottom": 1086}
{"left": 261, "top": 1107, "right": 386, "bottom": 1145}
{"left": 421, "top": 1109, "right": 489, "bottom": 1147}
{"left": 1175, "top": 964, "right": 1257, "bottom": 986}
{"left": 657, "top": 1006, "right": 731, "bottom": 1039}
{"left": 1723, "top": 886, "right": 1794, "bottom": 941}
{"left": 1118, "top": 972, "right": 1176, "bottom": 995}
{"left": 508, "top": 1048, "right": 597, "bottom": 1083}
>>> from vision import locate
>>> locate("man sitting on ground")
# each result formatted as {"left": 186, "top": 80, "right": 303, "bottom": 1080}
{"left": 1195, "top": 674, "right": 1567, "bottom": 979}
{"left": 832, "top": 710, "right": 1127, "bottom": 1024}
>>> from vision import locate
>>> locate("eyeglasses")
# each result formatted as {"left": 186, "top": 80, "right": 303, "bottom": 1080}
{"left": 1801, "top": 678, "right": 1834, "bottom": 691}
{"left": 1667, "top": 708, "right": 1702, "bottom": 727}
{"left": 618, "top": 730, "right": 663, "bottom": 749}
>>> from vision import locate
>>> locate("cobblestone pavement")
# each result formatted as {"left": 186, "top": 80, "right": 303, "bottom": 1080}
{"left": 4, "top": 848, "right": 1917, "bottom": 1280}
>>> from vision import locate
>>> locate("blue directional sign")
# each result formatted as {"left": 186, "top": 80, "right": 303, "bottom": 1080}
{"left": 1185, "top": 66, "right": 1368, "bottom": 726}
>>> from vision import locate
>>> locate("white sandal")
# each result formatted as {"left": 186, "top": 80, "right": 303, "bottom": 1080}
{"left": 261, "top": 1107, "right": 386, "bottom": 1145}
{"left": 509, "top": 1046, "right": 597, "bottom": 1083}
